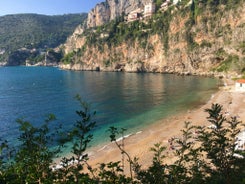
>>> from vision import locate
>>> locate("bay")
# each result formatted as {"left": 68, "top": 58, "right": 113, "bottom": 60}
{"left": 0, "top": 66, "right": 219, "bottom": 150}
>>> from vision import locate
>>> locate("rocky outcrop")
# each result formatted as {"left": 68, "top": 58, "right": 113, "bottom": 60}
{"left": 60, "top": 1, "right": 245, "bottom": 76}
{"left": 86, "top": 0, "right": 150, "bottom": 28}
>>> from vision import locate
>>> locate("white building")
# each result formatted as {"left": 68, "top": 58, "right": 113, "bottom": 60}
{"left": 160, "top": 0, "right": 171, "bottom": 11}
{"left": 235, "top": 79, "right": 245, "bottom": 92}
{"left": 0, "top": 49, "right": 5, "bottom": 55}
{"left": 235, "top": 130, "right": 245, "bottom": 151}
{"left": 144, "top": 2, "right": 156, "bottom": 18}
{"left": 173, "top": 0, "right": 181, "bottom": 5}
{"left": 127, "top": 8, "right": 142, "bottom": 22}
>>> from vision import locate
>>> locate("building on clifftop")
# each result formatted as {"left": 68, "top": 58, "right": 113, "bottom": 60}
{"left": 160, "top": 0, "right": 171, "bottom": 11}
{"left": 127, "top": 8, "right": 143, "bottom": 22}
{"left": 144, "top": 1, "right": 156, "bottom": 18}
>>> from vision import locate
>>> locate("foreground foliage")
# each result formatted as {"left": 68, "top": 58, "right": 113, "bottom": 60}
{"left": 0, "top": 101, "right": 244, "bottom": 183}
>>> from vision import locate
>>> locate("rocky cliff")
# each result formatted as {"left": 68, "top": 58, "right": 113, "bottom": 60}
{"left": 60, "top": 0, "right": 245, "bottom": 76}
{"left": 86, "top": 0, "right": 150, "bottom": 28}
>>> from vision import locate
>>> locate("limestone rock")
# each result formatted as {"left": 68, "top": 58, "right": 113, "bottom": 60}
{"left": 87, "top": 0, "right": 150, "bottom": 28}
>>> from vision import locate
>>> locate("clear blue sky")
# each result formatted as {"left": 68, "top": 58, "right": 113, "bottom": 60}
{"left": 0, "top": 0, "right": 104, "bottom": 16}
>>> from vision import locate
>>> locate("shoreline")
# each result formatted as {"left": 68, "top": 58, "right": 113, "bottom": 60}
{"left": 1, "top": 64, "right": 223, "bottom": 78}
{"left": 54, "top": 83, "right": 218, "bottom": 165}
{"left": 79, "top": 78, "right": 245, "bottom": 173}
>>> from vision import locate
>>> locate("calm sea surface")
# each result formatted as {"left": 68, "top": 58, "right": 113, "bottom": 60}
{"left": 0, "top": 66, "right": 219, "bottom": 150}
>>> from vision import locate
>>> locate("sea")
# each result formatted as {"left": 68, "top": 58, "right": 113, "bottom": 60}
{"left": 0, "top": 66, "right": 219, "bottom": 154}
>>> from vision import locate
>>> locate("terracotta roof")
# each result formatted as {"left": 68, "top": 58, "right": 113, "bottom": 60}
{"left": 237, "top": 79, "right": 245, "bottom": 83}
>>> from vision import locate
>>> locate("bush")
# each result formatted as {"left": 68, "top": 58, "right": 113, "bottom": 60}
{"left": 216, "top": 54, "right": 239, "bottom": 72}
{"left": 61, "top": 52, "right": 75, "bottom": 64}
{"left": 0, "top": 102, "right": 244, "bottom": 183}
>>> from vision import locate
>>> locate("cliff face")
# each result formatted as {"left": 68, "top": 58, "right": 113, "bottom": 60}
{"left": 61, "top": 1, "right": 245, "bottom": 75}
{"left": 86, "top": 0, "right": 150, "bottom": 28}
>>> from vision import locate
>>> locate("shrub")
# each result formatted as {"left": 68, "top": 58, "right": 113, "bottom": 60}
{"left": 0, "top": 102, "right": 244, "bottom": 183}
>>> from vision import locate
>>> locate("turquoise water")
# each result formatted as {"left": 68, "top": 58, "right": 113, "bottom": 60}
{"left": 0, "top": 66, "right": 219, "bottom": 150}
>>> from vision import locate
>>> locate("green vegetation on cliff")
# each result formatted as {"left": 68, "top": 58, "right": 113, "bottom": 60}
{"left": 63, "top": 0, "right": 245, "bottom": 75}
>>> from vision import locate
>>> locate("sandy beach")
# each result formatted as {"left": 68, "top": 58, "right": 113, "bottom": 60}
{"left": 83, "top": 78, "right": 245, "bottom": 173}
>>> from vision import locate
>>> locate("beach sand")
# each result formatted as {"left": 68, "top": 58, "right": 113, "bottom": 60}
{"left": 84, "top": 78, "right": 245, "bottom": 174}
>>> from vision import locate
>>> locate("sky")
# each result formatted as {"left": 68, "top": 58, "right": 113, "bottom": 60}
{"left": 0, "top": 0, "right": 104, "bottom": 16}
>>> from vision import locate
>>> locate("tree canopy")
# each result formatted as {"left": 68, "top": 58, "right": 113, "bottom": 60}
{"left": 0, "top": 13, "right": 87, "bottom": 63}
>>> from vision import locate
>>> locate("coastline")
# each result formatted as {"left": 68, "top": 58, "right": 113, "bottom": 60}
{"left": 81, "top": 77, "right": 245, "bottom": 173}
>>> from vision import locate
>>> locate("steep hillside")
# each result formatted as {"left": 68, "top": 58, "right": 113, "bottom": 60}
{"left": 0, "top": 13, "right": 87, "bottom": 65}
{"left": 61, "top": 0, "right": 245, "bottom": 76}
{"left": 86, "top": 0, "right": 150, "bottom": 28}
